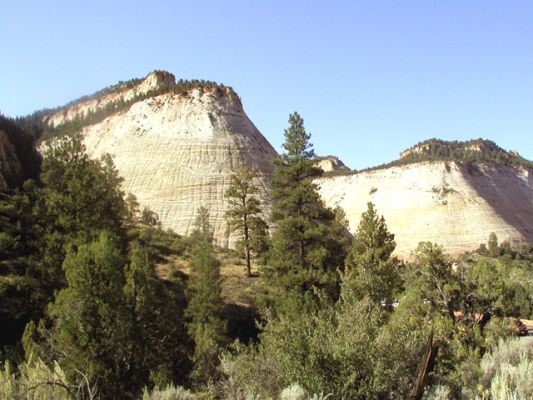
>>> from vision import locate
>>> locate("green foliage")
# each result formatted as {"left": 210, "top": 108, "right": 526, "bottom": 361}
{"left": 222, "top": 293, "right": 425, "bottom": 399}
{"left": 225, "top": 166, "right": 269, "bottom": 277}
{"left": 0, "top": 355, "right": 95, "bottom": 400}
{"left": 329, "top": 138, "right": 533, "bottom": 177}
{"left": 46, "top": 233, "right": 190, "bottom": 399}
{"left": 47, "top": 232, "right": 132, "bottom": 398}
{"left": 124, "top": 242, "right": 191, "bottom": 388}
{"left": 404, "top": 242, "right": 533, "bottom": 396}
{"left": 140, "top": 206, "right": 161, "bottom": 227}
{"left": 265, "top": 112, "right": 350, "bottom": 305}
{"left": 0, "top": 115, "right": 41, "bottom": 187}
{"left": 185, "top": 208, "right": 227, "bottom": 388}
{"left": 1, "top": 130, "right": 130, "bottom": 358}
{"left": 134, "top": 225, "right": 188, "bottom": 260}
{"left": 342, "top": 202, "right": 401, "bottom": 308}
{"left": 488, "top": 232, "right": 500, "bottom": 258}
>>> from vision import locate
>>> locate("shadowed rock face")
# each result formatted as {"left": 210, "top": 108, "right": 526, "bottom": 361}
{"left": 43, "top": 72, "right": 278, "bottom": 247}
{"left": 316, "top": 161, "right": 533, "bottom": 258}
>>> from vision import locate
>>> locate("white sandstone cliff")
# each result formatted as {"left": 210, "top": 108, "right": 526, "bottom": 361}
{"left": 316, "top": 161, "right": 533, "bottom": 258}
{"left": 44, "top": 72, "right": 278, "bottom": 247}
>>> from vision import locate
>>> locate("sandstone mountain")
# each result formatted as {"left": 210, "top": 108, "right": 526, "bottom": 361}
{"left": 316, "top": 142, "right": 533, "bottom": 258}
{"left": 17, "top": 72, "right": 533, "bottom": 258}
{"left": 38, "top": 71, "right": 278, "bottom": 246}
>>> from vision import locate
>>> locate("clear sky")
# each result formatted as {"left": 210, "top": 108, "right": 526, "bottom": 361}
{"left": 1, "top": 1, "right": 532, "bottom": 169}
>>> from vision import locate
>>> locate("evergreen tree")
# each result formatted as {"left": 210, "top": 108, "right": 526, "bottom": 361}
{"left": 225, "top": 166, "right": 269, "bottom": 277}
{"left": 265, "top": 112, "right": 349, "bottom": 303}
{"left": 341, "top": 202, "right": 400, "bottom": 308}
{"left": 47, "top": 232, "right": 132, "bottom": 399}
{"left": 487, "top": 232, "right": 500, "bottom": 258}
{"left": 35, "top": 133, "right": 128, "bottom": 297}
{"left": 124, "top": 242, "right": 190, "bottom": 389}
{"left": 185, "top": 208, "right": 227, "bottom": 387}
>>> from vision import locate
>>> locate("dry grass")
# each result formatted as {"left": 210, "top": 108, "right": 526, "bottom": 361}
{"left": 154, "top": 253, "right": 264, "bottom": 309}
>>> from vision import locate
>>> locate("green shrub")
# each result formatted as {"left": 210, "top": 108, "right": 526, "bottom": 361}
{"left": 0, "top": 356, "right": 95, "bottom": 399}
{"left": 476, "top": 338, "right": 533, "bottom": 399}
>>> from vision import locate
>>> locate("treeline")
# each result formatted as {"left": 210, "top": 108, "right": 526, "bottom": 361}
{"left": 327, "top": 138, "right": 533, "bottom": 178}
{"left": 10, "top": 73, "right": 233, "bottom": 142}
{"left": 1, "top": 115, "right": 532, "bottom": 399}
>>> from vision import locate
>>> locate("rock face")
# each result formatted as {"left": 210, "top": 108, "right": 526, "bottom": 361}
{"left": 316, "top": 156, "right": 349, "bottom": 173}
{"left": 316, "top": 161, "right": 533, "bottom": 258}
{"left": 36, "top": 72, "right": 533, "bottom": 257}
{"left": 44, "top": 72, "right": 278, "bottom": 246}
{"left": 45, "top": 71, "right": 176, "bottom": 128}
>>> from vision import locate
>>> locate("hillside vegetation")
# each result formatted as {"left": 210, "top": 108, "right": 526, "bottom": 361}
{"left": 1, "top": 109, "right": 531, "bottom": 399}
{"left": 325, "top": 138, "right": 533, "bottom": 177}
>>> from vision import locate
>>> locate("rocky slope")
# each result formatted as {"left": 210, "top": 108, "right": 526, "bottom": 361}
{"left": 316, "top": 160, "right": 533, "bottom": 258}
{"left": 41, "top": 71, "right": 278, "bottom": 246}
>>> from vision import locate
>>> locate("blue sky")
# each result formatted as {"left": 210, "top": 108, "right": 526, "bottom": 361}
{"left": 1, "top": 1, "right": 532, "bottom": 169}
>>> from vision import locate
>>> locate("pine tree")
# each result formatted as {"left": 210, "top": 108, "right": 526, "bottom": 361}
{"left": 124, "top": 242, "right": 190, "bottom": 388}
{"left": 47, "top": 232, "right": 132, "bottom": 399}
{"left": 487, "top": 232, "right": 500, "bottom": 258}
{"left": 265, "top": 112, "right": 349, "bottom": 303}
{"left": 342, "top": 202, "right": 400, "bottom": 308}
{"left": 225, "top": 166, "right": 269, "bottom": 277}
{"left": 185, "top": 208, "right": 227, "bottom": 387}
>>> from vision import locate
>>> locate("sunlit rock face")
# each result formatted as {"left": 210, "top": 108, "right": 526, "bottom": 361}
{"left": 316, "top": 156, "right": 350, "bottom": 173}
{"left": 316, "top": 161, "right": 533, "bottom": 258}
{"left": 44, "top": 72, "right": 278, "bottom": 247}
{"left": 40, "top": 71, "right": 533, "bottom": 256}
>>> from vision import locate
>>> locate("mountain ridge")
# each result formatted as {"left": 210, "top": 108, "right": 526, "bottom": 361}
{"left": 5, "top": 70, "right": 532, "bottom": 257}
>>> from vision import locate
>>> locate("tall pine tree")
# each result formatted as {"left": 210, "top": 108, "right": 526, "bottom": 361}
{"left": 225, "top": 166, "right": 269, "bottom": 277}
{"left": 265, "top": 112, "right": 349, "bottom": 305}
{"left": 185, "top": 207, "right": 227, "bottom": 387}
{"left": 341, "top": 202, "right": 400, "bottom": 308}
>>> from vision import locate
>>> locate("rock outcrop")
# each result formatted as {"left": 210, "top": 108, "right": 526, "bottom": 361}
{"left": 316, "top": 156, "right": 349, "bottom": 174}
{"left": 44, "top": 71, "right": 176, "bottom": 128}
{"left": 42, "top": 72, "right": 278, "bottom": 246}
{"left": 316, "top": 161, "right": 533, "bottom": 258}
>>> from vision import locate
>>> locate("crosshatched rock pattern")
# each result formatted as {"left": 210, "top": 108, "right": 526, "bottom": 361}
{"left": 47, "top": 73, "right": 278, "bottom": 247}
{"left": 316, "top": 161, "right": 533, "bottom": 258}
{"left": 43, "top": 71, "right": 533, "bottom": 256}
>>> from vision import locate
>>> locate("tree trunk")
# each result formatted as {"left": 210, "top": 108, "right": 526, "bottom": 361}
{"left": 243, "top": 219, "right": 251, "bottom": 277}
{"left": 410, "top": 330, "right": 439, "bottom": 400}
